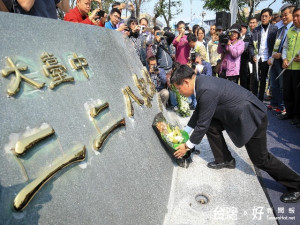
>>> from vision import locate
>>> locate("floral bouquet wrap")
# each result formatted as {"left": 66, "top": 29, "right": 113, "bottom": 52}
{"left": 152, "top": 113, "right": 192, "bottom": 168}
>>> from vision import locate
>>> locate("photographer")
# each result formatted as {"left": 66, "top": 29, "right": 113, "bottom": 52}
{"left": 127, "top": 17, "right": 147, "bottom": 66}
{"left": 148, "top": 26, "right": 174, "bottom": 72}
{"left": 147, "top": 56, "right": 169, "bottom": 108}
{"left": 172, "top": 21, "right": 190, "bottom": 65}
{"left": 188, "top": 52, "right": 212, "bottom": 109}
{"left": 64, "top": 0, "right": 104, "bottom": 26}
{"left": 188, "top": 34, "right": 207, "bottom": 63}
{"left": 217, "top": 23, "right": 245, "bottom": 83}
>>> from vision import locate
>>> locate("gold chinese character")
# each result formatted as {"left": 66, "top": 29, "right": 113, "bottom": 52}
{"left": 122, "top": 86, "right": 144, "bottom": 117}
{"left": 1, "top": 57, "right": 45, "bottom": 96}
{"left": 41, "top": 52, "right": 74, "bottom": 89}
{"left": 13, "top": 145, "right": 86, "bottom": 211}
{"left": 87, "top": 101, "right": 126, "bottom": 151}
{"left": 69, "top": 52, "right": 89, "bottom": 79}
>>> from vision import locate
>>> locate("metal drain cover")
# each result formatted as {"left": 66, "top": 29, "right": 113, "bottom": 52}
{"left": 195, "top": 194, "right": 209, "bottom": 204}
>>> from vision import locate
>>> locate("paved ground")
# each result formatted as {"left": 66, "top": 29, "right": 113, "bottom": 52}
{"left": 258, "top": 109, "right": 300, "bottom": 225}
{"left": 162, "top": 110, "right": 277, "bottom": 225}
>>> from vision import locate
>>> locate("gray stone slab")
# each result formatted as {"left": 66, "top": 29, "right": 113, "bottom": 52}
{"left": 0, "top": 12, "right": 173, "bottom": 225}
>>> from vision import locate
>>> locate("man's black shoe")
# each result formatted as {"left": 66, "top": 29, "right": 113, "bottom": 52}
{"left": 291, "top": 118, "right": 300, "bottom": 125}
{"left": 207, "top": 158, "right": 236, "bottom": 169}
{"left": 278, "top": 114, "right": 293, "bottom": 120}
{"left": 280, "top": 191, "right": 300, "bottom": 203}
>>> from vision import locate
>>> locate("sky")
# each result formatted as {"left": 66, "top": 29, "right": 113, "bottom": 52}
{"left": 140, "top": 0, "right": 284, "bottom": 27}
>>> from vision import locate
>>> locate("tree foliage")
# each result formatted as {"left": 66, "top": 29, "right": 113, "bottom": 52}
{"left": 153, "top": 0, "right": 182, "bottom": 27}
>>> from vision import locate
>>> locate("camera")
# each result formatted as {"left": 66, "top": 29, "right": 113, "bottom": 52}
{"left": 219, "top": 30, "right": 231, "bottom": 46}
{"left": 140, "top": 25, "right": 145, "bottom": 34}
{"left": 152, "top": 65, "right": 159, "bottom": 73}
{"left": 97, "top": 10, "right": 105, "bottom": 18}
{"left": 190, "top": 50, "right": 196, "bottom": 69}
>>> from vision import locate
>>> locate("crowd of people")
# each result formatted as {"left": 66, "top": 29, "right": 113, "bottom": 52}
{"left": 1, "top": 0, "right": 300, "bottom": 129}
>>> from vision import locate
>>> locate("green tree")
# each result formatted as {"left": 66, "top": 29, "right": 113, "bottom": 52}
{"left": 202, "top": 0, "right": 277, "bottom": 24}
{"left": 153, "top": 0, "right": 182, "bottom": 27}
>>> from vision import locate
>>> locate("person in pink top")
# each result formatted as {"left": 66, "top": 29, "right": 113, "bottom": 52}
{"left": 217, "top": 23, "right": 245, "bottom": 83}
{"left": 172, "top": 21, "right": 191, "bottom": 65}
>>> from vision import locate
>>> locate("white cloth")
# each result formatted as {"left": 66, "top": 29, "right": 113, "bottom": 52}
{"left": 258, "top": 24, "right": 270, "bottom": 62}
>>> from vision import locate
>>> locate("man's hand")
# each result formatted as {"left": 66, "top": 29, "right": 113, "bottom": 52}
{"left": 273, "top": 52, "right": 282, "bottom": 60}
{"left": 294, "top": 55, "right": 300, "bottom": 62}
{"left": 117, "top": 23, "right": 128, "bottom": 32}
{"left": 89, "top": 8, "right": 100, "bottom": 21}
{"left": 253, "top": 56, "right": 257, "bottom": 63}
{"left": 174, "top": 144, "right": 188, "bottom": 158}
{"left": 128, "top": 2, "right": 135, "bottom": 11}
{"left": 282, "top": 59, "right": 289, "bottom": 69}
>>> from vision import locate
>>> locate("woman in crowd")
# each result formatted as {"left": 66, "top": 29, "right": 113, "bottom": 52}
{"left": 207, "top": 32, "right": 221, "bottom": 76}
{"left": 196, "top": 27, "right": 209, "bottom": 61}
{"left": 217, "top": 23, "right": 244, "bottom": 83}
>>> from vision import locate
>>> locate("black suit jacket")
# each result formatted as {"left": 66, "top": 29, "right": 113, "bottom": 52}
{"left": 188, "top": 76, "right": 267, "bottom": 147}
{"left": 249, "top": 23, "right": 278, "bottom": 59}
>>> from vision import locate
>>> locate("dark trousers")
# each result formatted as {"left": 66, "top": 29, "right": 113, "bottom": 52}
{"left": 240, "top": 57, "right": 250, "bottom": 90}
{"left": 258, "top": 60, "right": 269, "bottom": 101}
{"left": 206, "top": 117, "right": 300, "bottom": 192}
{"left": 283, "top": 70, "right": 300, "bottom": 119}
{"left": 250, "top": 63, "right": 258, "bottom": 96}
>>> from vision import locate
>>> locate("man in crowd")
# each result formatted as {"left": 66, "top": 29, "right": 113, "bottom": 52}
{"left": 267, "top": 3, "right": 294, "bottom": 115}
{"left": 64, "top": 0, "right": 104, "bottom": 26}
{"left": 204, "top": 24, "right": 216, "bottom": 42}
{"left": 147, "top": 56, "right": 169, "bottom": 108}
{"left": 248, "top": 17, "right": 258, "bottom": 95}
{"left": 12, "top": 0, "right": 69, "bottom": 18}
{"left": 250, "top": 8, "right": 278, "bottom": 101}
{"left": 172, "top": 21, "right": 190, "bottom": 65}
{"left": 171, "top": 64, "right": 300, "bottom": 203}
{"left": 105, "top": 8, "right": 127, "bottom": 31}
{"left": 239, "top": 23, "right": 252, "bottom": 90}
{"left": 280, "top": 7, "right": 300, "bottom": 127}
{"left": 249, "top": 17, "right": 258, "bottom": 33}
{"left": 187, "top": 34, "right": 207, "bottom": 62}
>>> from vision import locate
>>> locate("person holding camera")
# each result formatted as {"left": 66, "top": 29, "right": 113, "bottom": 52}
{"left": 64, "top": 0, "right": 105, "bottom": 26}
{"left": 172, "top": 21, "right": 190, "bottom": 65}
{"left": 187, "top": 34, "right": 207, "bottom": 63}
{"left": 127, "top": 17, "right": 147, "bottom": 66}
{"left": 207, "top": 32, "right": 221, "bottom": 76}
{"left": 217, "top": 23, "right": 245, "bottom": 83}
{"left": 147, "top": 56, "right": 169, "bottom": 108}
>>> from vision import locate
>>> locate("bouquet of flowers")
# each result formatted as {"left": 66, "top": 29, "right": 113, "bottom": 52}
{"left": 273, "top": 38, "right": 282, "bottom": 53}
{"left": 152, "top": 113, "right": 192, "bottom": 168}
{"left": 171, "top": 85, "right": 190, "bottom": 117}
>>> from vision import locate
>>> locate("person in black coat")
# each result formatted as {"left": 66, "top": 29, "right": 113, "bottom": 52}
{"left": 171, "top": 64, "right": 300, "bottom": 203}
{"left": 249, "top": 8, "right": 278, "bottom": 101}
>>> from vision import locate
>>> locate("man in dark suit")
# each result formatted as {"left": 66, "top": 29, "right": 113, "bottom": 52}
{"left": 171, "top": 64, "right": 300, "bottom": 203}
{"left": 249, "top": 8, "right": 278, "bottom": 101}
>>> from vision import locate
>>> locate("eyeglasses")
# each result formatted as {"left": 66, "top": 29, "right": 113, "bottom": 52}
{"left": 113, "top": 14, "right": 120, "bottom": 20}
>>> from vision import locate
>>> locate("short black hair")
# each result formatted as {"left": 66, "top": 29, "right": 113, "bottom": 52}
{"left": 249, "top": 16, "right": 257, "bottom": 22}
{"left": 261, "top": 8, "right": 273, "bottom": 17}
{"left": 153, "top": 26, "right": 161, "bottom": 32}
{"left": 110, "top": 8, "right": 121, "bottom": 16}
{"left": 112, "top": 2, "right": 121, "bottom": 8}
{"left": 187, "top": 34, "right": 197, "bottom": 43}
{"left": 177, "top": 21, "right": 185, "bottom": 27}
{"left": 192, "top": 24, "right": 200, "bottom": 34}
{"left": 293, "top": 7, "right": 300, "bottom": 14}
{"left": 127, "top": 17, "right": 138, "bottom": 27}
{"left": 170, "top": 65, "right": 195, "bottom": 85}
{"left": 147, "top": 55, "right": 156, "bottom": 62}
{"left": 139, "top": 17, "right": 149, "bottom": 25}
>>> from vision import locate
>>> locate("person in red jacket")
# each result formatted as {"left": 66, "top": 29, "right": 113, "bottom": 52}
{"left": 64, "top": 0, "right": 106, "bottom": 27}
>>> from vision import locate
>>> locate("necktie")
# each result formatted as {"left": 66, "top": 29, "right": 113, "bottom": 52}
{"left": 278, "top": 26, "right": 287, "bottom": 53}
